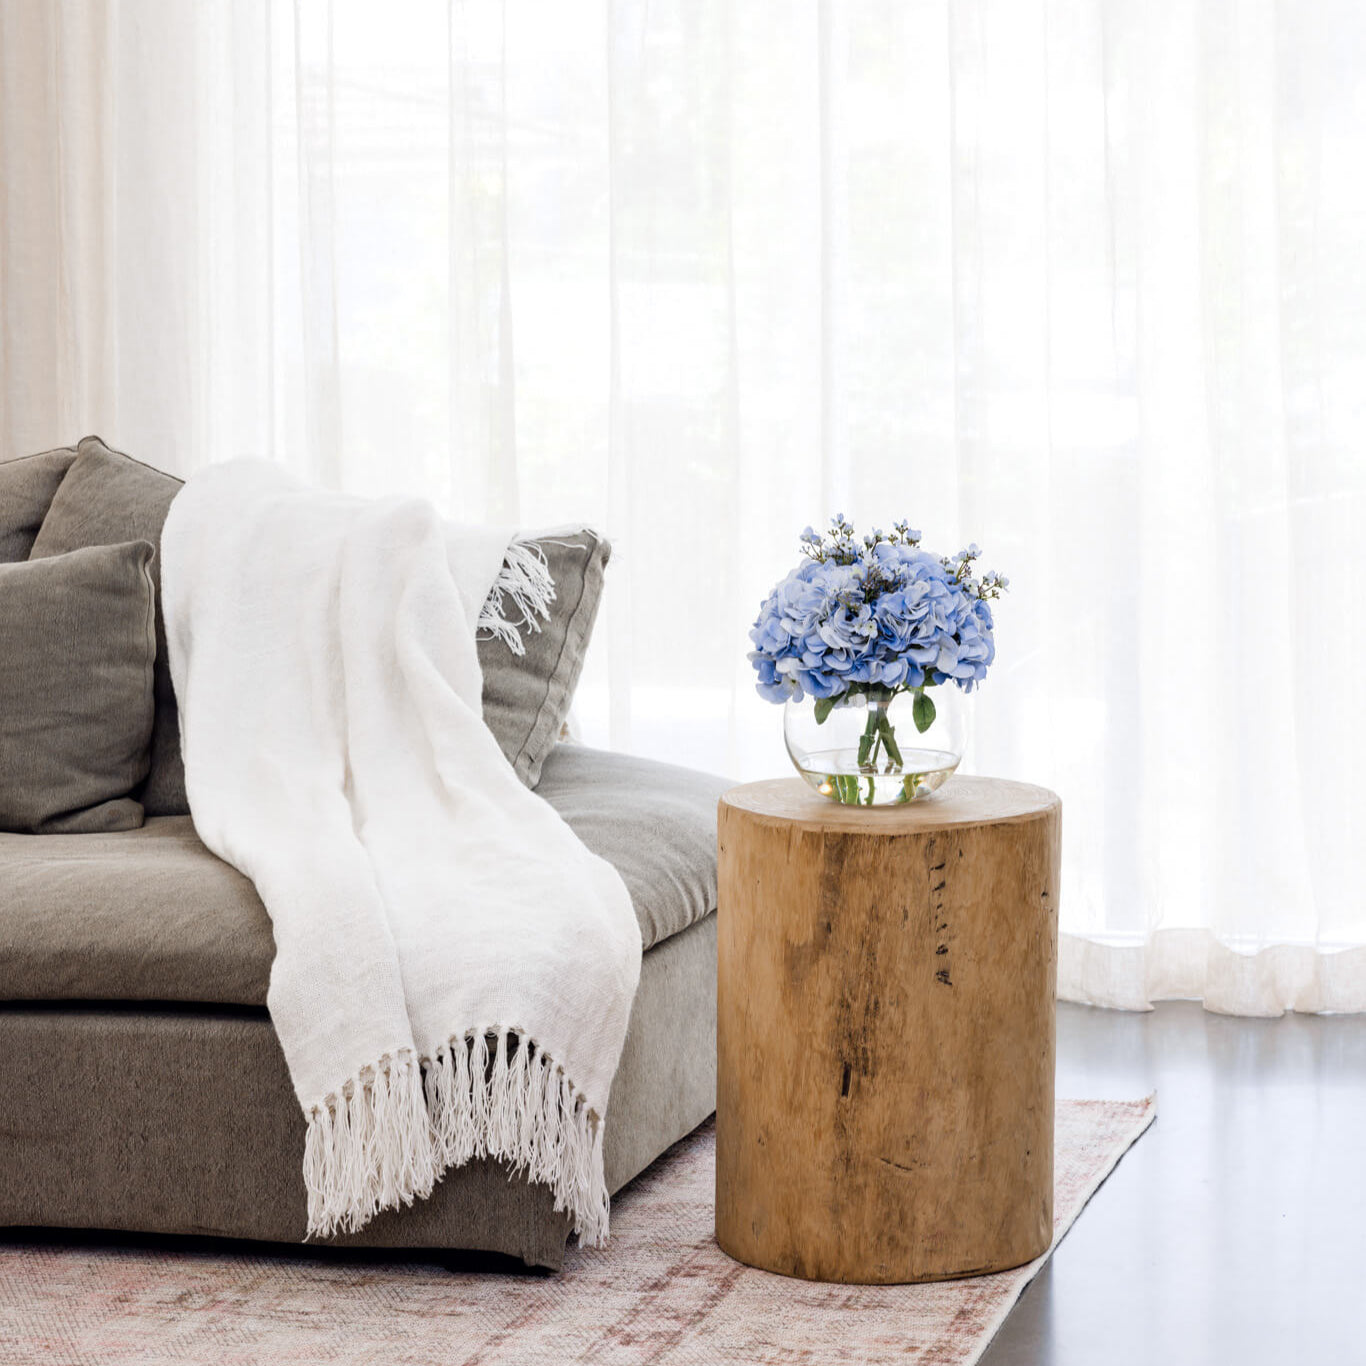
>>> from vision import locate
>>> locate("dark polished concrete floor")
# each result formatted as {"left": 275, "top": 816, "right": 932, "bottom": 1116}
{"left": 981, "top": 1001, "right": 1366, "bottom": 1366}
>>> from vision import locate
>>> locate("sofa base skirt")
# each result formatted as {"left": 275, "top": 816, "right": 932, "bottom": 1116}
{"left": 0, "top": 913, "right": 716, "bottom": 1271}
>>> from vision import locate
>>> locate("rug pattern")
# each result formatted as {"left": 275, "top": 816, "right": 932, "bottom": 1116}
{"left": 0, "top": 1097, "right": 1154, "bottom": 1366}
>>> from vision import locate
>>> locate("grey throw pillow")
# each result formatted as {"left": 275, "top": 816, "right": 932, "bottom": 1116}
{"left": 0, "top": 541, "right": 157, "bottom": 833}
{"left": 29, "top": 436, "right": 187, "bottom": 817}
{"left": 479, "top": 530, "right": 610, "bottom": 788}
{"left": 0, "top": 447, "right": 77, "bottom": 562}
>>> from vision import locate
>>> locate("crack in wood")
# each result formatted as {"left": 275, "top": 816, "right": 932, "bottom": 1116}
{"left": 879, "top": 1155, "right": 928, "bottom": 1174}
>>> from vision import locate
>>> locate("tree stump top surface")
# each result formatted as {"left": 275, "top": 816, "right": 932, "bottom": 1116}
{"left": 721, "top": 774, "right": 1060, "bottom": 834}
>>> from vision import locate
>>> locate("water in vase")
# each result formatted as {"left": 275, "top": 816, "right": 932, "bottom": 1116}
{"left": 792, "top": 746, "right": 961, "bottom": 806}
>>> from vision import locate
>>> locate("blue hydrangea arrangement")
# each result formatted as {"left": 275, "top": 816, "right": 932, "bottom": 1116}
{"left": 749, "top": 516, "right": 1007, "bottom": 758}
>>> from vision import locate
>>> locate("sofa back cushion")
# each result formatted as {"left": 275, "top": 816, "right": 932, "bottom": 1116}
{"left": 0, "top": 541, "right": 158, "bottom": 833}
{"left": 0, "top": 447, "right": 77, "bottom": 562}
{"left": 478, "top": 530, "right": 610, "bottom": 788}
{"left": 28, "top": 436, "right": 187, "bottom": 816}
{"left": 19, "top": 438, "right": 605, "bottom": 806}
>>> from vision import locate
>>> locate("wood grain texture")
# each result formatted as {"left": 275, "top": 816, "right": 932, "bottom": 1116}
{"left": 715, "top": 775, "right": 1061, "bottom": 1284}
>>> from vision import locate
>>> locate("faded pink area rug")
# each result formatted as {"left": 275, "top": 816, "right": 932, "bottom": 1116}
{"left": 0, "top": 1097, "right": 1153, "bottom": 1366}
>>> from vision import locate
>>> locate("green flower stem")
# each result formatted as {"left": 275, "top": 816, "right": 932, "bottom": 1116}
{"left": 810, "top": 683, "right": 942, "bottom": 801}
{"left": 878, "top": 711, "right": 903, "bottom": 767}
{"left": 854, "top": 693, "right": 905, "bottom": 779}
{"left": 857, "top": 709, "right": 879, "bottom": 768}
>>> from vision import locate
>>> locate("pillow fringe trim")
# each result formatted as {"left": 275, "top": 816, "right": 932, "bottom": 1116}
{"left": 477, "top": 538, "right": 556, "bottom": 656}
{"left": 302, "top": 1028, "right": 610, "bottom": 1248}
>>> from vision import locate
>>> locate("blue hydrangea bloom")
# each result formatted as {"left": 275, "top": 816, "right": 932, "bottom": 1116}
{"left": 748, "top": 525, "right": 1003, "bottom": 703}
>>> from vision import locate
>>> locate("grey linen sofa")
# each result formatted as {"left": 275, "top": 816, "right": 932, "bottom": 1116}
{"left": 0, "top": 438, "right": 725, "bottom": 1270}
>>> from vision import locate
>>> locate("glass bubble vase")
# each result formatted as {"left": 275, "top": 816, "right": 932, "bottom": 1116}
{"left": 783, "top": 685, "right": 966, "bottom": 806}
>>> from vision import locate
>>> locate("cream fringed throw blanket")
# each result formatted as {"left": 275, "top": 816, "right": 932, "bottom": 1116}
{"left": 160, "top": 461, "right": 641, "bottom": 1245}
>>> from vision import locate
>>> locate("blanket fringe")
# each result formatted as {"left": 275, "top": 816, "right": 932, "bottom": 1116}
{"left": 477, "top": 539, "right": 556, "bottom": 657}
{"left": 302, "top": 1049, "right": 436, "bottom": 1239}
{"left": 303, "top": 1028, "right": 611, "bottom": 1248}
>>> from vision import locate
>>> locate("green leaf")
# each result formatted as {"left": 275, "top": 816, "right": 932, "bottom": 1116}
{"left": 813, "top": 696, "right": 836, "bottom": 725}
{"left": 912, "top": 689, "right": 937, "bottom": 734}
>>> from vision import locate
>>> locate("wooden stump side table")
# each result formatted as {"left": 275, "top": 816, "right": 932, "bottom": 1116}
{"left": 715, "top": 775, "right": 1061, "bottom": 1284}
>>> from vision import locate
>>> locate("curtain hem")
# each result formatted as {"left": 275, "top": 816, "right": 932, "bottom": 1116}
{"left": 1059, "top": 930, "right": 1366, "bottom": 1017}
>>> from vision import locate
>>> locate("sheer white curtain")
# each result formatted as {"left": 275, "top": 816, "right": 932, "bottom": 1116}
{"left": 3, "top": 0, "right": 1364, "bottom": 1014}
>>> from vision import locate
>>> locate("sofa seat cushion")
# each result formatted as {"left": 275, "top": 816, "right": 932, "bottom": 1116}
{"left": 0, "top": 818, "right": 272, "bottom": 1005}
{"left": 533, "top": 744, "right": 728, "bottom": 952}
{"left": 0, "top": 745, "right": 728, "bottom": 1006}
